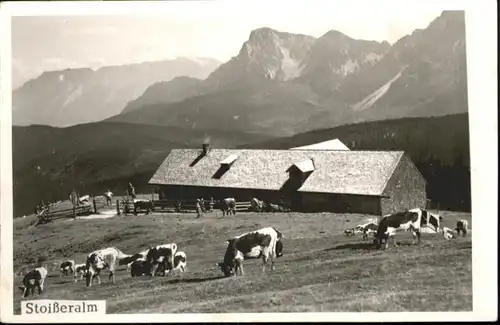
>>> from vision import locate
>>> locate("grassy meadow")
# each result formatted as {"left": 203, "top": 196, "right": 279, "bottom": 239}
{"left": 13, "top": 209, "right": 472, "bottom": 313}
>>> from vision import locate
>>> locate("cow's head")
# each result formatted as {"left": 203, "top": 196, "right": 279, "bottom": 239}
{"left": 218, "top": 239, "right": 237, "bottom": 277}
{"left": 276, "top": 240, "right": 284, "bottom": 258}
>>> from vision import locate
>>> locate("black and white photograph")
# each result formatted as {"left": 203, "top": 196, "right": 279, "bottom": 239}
{"left": 0, "top": 0, "right": 497, "bottom": 322}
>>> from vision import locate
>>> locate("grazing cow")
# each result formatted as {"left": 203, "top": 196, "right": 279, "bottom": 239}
{"left": 126, "top": 249, "right": 150, "bottom": 271}
{"left": 442, "top": 227, "right": 457, "bottom": 240}
{"left": 133, "top": 199, "right": 153, "bottom": 215}
{"left": 172, "top": 251, "right": 187, "bottom": 273}
{"left": 456, "top": 220, "right": 469, "bottom": 236}
{"left": 19, "top": 266, "right": 48, "bottom": 298}
{"left": 130, "top": 259, "right": 152, "bottom": 277}
{"left": 221, "top": 198, "right": 236, "bottom": 216}
{"left": 104, "top": 190, "right": 113, "bottom": 206}
{"left": 217, "top": 227, "right": 284, "bottom": 277}
{"left": 59, "top": 259, "right": 75, "bottom": 277}
{"left": 145, "top": 243, "right": 178, "bottom": 277}
{"left": 373, "top": 208, "right": 428, "bottom": 250}
{"left": 85, "top": 247, "right": 140, "bottom": 287}
{"left": 73, "top": 263, "right": 87, "bottom": 283}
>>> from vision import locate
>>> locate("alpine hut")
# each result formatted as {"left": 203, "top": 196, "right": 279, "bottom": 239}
{"left": 149, "top": 143, "right": 427, "bottom": 216}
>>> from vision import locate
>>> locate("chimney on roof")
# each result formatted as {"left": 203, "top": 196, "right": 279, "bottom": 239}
{"left": 202, "top": 142, "right": 210, "bottom": 156}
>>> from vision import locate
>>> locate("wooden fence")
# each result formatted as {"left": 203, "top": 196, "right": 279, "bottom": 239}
{"left": 35, "top": 193, "right": 257, "bottom": 223}
{"left": 117, "top": 199, "right": 253, "bottom": 215}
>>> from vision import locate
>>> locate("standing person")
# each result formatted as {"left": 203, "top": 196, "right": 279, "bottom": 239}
{"left": 200, "top": 197, "right": 206, "bottom": 213}
{"left": 195, "top": 198, "right": 203, "bottom": 218}
{"left": 128, "top": 182, "right": 136, "bottom": 199}
{"left": 105, "top": 190, "right": 113, "bottom": 206}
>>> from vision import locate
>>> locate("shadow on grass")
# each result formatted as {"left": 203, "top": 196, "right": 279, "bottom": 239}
{"left": 166, "top": 275, "right": 227, "bottom": 284}
{"left": 326, "top": 242, "right": 375, "bottom": 251}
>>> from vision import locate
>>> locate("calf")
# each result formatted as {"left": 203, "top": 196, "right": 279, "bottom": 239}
{"left": 59, "top": 259, "right": 75, "bottom": 277}
{"left": 442, "top": 227, "right": 457, "bottom": 240}
{"left": 456, "top": 220, "right": 469, "bottom": 236}
{"left": 133, "top": 199, "right": 154, "bottom": 215}
{"left": 19, "top": 267, "right": 48, "bottom": 298}
{"left": 362, "top": 222, "right": 379, "bottom": 240}
{"left": 221, "top": 198, "right": 236, "bottom": 216}
{"left": 172, "top": 251, "right": 187, "bottom": 273}
{"left": 73, "top": 263, "right": 87, "bottom": 283}
{"left": 373, "top": 208, "right": 427, "bottom": 250}
{"left": 217, "top": 227, "right": 284, "bottom": 277}
{"left": 145, "top": 243, "right": 178, "bottom": 277}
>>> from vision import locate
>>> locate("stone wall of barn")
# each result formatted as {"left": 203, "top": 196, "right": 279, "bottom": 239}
{"left": 380, "top": 153, "right": 427, "bottom": 215}
{"left": 299, "top": 192, "right": 381, "bottom": 215}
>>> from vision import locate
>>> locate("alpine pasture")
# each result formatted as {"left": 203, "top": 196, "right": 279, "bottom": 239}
{"left": 13, "top": 208, "right": 472, "bottom": 313}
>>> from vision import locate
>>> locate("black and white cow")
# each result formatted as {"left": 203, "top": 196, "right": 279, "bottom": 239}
{"left": 456, "top": 220, "right": 469, "bottom": 236}
{"left": 19, "top": 266, "right": 48, "bottom": 298}
{"left": 133, "top": 199, "right": 154, "bottom": 215}
{"left": 373, "top": 208, "right": 430, "bottom": 249}
{"left": 59, "top": 259, "right": 75, "bottom": 277}
{"left": 217, "top": 227, "right": 284, "bottom": 277}
{"left": 220, "top": 198, "right": 236, "bottom": 216}
{"left": 145, "top": 243, "right": 178, "bottom": 277}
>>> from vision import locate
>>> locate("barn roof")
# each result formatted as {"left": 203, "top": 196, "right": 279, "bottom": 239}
{"left": 149, "top": 149, "right": 405, "bottom": 196}
{"left": 291, "top": 138, "right": 350, "bottom": 151}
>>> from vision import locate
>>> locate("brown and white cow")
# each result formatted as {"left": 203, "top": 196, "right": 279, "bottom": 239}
{"left": 456, "top": 220, "right": 469, "bottom": 236}
{"left": 73, "top": 263, "right": 87, "bottom": 283}
{"left": 145, "top": 243, "right": 178, "bottom": 277}
{"left": 221, "top": 198, "right": 236, "bottom": 216}
{"left": 217, "top": 227, "right": 284, "bottom": 277}
{"left": 373, "top": 208, "right": 430, "bottom": 249}
{"left": 59, "top": 259, "right": 75, "bottom": 277}
{"left": 19, "top": 266, "right": 48, "bottom": 298}
{"left": 85, "top": 247, "right": 141, "bottom": 287}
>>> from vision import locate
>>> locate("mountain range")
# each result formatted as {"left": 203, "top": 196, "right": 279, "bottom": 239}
{"left": 108, "top": 10, "right": 467, "bottom": 137}
{"left": 12, "top": 57, "right": 221, "bottom": 127}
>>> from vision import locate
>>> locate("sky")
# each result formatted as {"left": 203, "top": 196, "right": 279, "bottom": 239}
{"left": 10, "top": 0, "right": 444, "bottom": 88}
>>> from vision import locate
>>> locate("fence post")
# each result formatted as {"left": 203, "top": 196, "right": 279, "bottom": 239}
{"left": 116, "top": 200, "right": 121, "bottom": 215}
{"left": 93, "top": 198, "right": 97, "bottom": 214}
{"left": 72, "top": 205, "right": 76, "bottom": 219}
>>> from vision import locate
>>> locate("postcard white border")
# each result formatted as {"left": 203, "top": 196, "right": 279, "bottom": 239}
{"left": 1, "top": 0, "right": 498, "bottom": 322}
